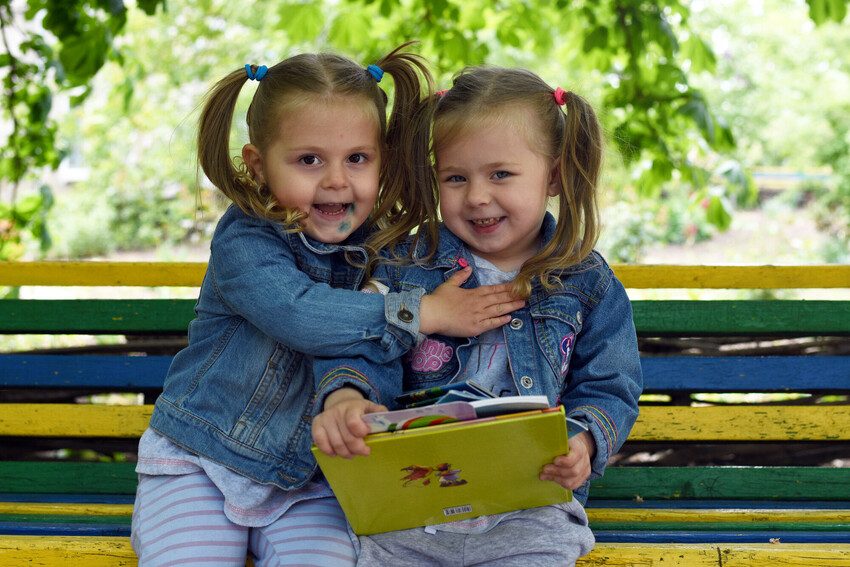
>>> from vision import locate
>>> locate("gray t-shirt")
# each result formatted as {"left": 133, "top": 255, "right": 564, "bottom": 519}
{"left": 463, "top": 254, "right": 519, "bottom": 398}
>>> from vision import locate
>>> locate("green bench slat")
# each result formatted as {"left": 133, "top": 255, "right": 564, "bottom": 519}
{"left": 631, "top": 300, "right": 850, "bottom": 335}
{"left": 2, "top": 299, "right": 850, "bottom": 335}
{"left": 594, "top": 467, "right": 850, "bottom": 500}
{"left": 0, "top": 462, "right": 138, "bottom": 495}
{"left": 3, "top": 462, "right": 849, "bottom": 501}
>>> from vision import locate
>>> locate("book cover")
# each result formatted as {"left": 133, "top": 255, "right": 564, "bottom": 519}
{"left": 313, "top": 406, "right": 570, "bottom": 535}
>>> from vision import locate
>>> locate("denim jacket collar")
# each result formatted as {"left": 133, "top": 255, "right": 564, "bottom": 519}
{"left": 277, "top": 218, "right": 372, "bottom": 264}
{"left": 413, "top": 212, "right": 605, "bottom": 293}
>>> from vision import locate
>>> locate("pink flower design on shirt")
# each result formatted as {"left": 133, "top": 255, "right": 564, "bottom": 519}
{"left": 410, "top": 338, "right": 454, "bottom": 372}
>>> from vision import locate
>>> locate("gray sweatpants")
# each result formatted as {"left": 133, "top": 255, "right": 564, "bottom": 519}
{"left": 356, "top": 501, "right": 594, "bottom": 566}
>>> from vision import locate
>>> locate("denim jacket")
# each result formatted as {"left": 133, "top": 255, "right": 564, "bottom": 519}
{"left": 149, "top": 205, "right": 427, "bottom": 490}
{"left": 315, "top": 213, "right": 643, "bottom": 504}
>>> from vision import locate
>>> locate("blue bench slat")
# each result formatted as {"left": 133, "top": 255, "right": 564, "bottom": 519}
{"left": 0, "top": 355, "right": 171, "bottom": 389}
{"left": 4, "top": 354, "right": 849, "bottom": 392}
{"left": 5, "top": 524, "right": 850, "bottom": 542}
{"left": 0, "top": 522, "right": 129, "bottom": 537}
{"left": 594, "top": 530, "right": 850, "bottom": 543}
{"left": 588, "top": 500, "right": 850, "bottom": 510}
{"left": 641, "top": 356, "right": 850, "bottom": 392}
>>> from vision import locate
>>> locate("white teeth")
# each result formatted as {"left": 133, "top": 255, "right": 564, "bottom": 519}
{"left": 472, "top": 217, "right": 500, "bottom": 226}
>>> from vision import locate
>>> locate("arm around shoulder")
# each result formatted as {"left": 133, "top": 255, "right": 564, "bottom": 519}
{"left": 206, "top": 212, "right": 421, "bottom": 362}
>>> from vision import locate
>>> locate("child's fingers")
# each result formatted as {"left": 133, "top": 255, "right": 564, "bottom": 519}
{"left": 345, "top": 409, "right": 371, "bottom": 438}
{"left": 311, "top": 425, "right": 334, "bottom": 457}
{"left": 444, "top": 266, "right": 472, "bottom": 286}
{"left": 324, "top": 423, "right": 355, "bottom": 459}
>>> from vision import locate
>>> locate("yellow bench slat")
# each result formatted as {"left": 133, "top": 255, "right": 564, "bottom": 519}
{"left": 0, "top": 405, "right": 153, "bottom": 437}
{"left": 4, "top": 502, "right": 848, "bottom": 525}
{"left": 1, "top": 262, "right": 848, "bottom": 288}
{"left": 2, "top": 538, "right": 849, "bottom": 566}
{"left": 613, "top": 264, "right": 850, "bottom": 289}
{"left": 633, "top": 406, "right": 850, "bottom": 441}
{"left": 0, "top": 262, "right": 205, "bottom": 287}
{"left": 2, "top": 404, "right": 849, "bottom": 440}
{"left": 0, "top": 503, "right": 133, "bottom": 516}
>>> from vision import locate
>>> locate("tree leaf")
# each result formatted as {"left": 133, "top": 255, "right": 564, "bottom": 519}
{"left": 59, "top": 31, "right": 110, "bottom": 86}
{"left": 807, "top": 0, "right": 828, "bottom": 24}
{"left": 582, "top": 26, "right": 609, "bottom": 52}
{"left": 705, "top": 195, "right": 732, "bottom": 230}
{"left": 278, "top": 3, "right": 325, "bottom": 43}
{"left": 682, "top": 34, "right": 716, "bottom": 74}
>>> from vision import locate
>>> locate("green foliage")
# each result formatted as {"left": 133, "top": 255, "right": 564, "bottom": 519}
{"left": 810, "top": 107, "right": 850, "bottom": 261}
{"left": 0, "top": 0, "right": 165, "bottom": 260}
{"left": 806, "top": 0, "right": 849, "bottom": 24}
{"left": 7, "top": 0, "right": 849, "bottom": 261}
{"left": 0, "top": 185, "right": 53, "bottom": 260}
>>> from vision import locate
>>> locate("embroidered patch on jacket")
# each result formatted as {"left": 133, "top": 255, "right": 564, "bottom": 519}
{"left": 559, "top": 333, "right": 575, "bottom": 375}
{"left": 410, "top": 338, "right": 454, "bottom": 372}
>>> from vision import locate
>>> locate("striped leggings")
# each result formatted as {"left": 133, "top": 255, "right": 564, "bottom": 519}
{"left": 131, "top": 472, "right": 356, "bottom": 567}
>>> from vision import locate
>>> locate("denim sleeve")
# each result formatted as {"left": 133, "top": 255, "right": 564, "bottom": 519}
{"left": 312, "top": 356, "right": 403, "bottom": 414}
{"left": 208, "top": 216, "right": 422, "bottom": 362}
{"left": 562, "top": 275, "right": 643, "bottom": 480}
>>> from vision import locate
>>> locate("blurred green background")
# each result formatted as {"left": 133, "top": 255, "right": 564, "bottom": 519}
{"left": 1, "top": 0, "right": 849, "bottom": 268}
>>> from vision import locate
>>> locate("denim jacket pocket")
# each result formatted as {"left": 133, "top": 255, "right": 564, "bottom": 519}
{"left": 534, "top": 306, "right": 583, "bottom": 387}
{"left": 231, "top": 344, "right": 305, "bottom": 447}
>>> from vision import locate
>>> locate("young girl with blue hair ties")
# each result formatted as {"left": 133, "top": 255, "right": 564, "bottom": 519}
{"left": 313, "top": 66, "right": 643, "bottom": 566}
{"left": 131, "top": 46, "right": 525, "bottom": 566}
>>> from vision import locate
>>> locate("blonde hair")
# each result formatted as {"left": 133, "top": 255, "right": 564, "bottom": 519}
{"left": 433, "top": 67, "right": 603, "bottom": 298}
{"left": 196, "top": 42, "right": 438, "bottom": 270}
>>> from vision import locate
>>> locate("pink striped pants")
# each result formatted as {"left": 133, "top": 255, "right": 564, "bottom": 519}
{"left": 131, "top": 472, "right": 356, "bottom": 566}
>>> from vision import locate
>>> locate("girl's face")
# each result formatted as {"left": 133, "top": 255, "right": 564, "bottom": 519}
{"left": 243, "top": 98, "right": 381, "bottom": 243}
{"left": 436, "top": 109, "right": 559, "bottom": 271}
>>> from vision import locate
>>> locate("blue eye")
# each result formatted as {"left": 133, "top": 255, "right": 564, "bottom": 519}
{"left": 299, "top": 155, "right": 321, "bottom": 166}
{"left": 493, "top": 170, "right": 511, "bottom": 180}
{"left": 444, "top": 174, "right": 466, "bottom": 183}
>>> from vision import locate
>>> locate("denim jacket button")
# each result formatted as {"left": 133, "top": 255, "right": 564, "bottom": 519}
{"left": 510, "top": 318, "right": 523, "bottom": 330}
{"left": 398, "top": 308, "right": 414, "bottom": 323}
{"left": 576, "top": 311, "right": 583, "bottom": 325}
{"left": 520, "top": 375, "right": 533, "bottom": 389}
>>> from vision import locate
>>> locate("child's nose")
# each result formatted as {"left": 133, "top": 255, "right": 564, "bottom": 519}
{"left": 322, "top": 162, "right": 349, "bottom": 190}
{"left": 465, "top": 180, "right": 491, "bottom": 206}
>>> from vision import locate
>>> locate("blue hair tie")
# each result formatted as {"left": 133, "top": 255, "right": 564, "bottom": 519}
{"left": 245, "top": 64, "right": 268, "bottom": 81}
{"left": 366, "top": 64, "right": 384, "bottom": 83}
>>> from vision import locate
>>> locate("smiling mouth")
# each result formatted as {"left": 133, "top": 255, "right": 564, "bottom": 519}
{"left": 313, "top": 203, "right": 352, "bottom": 217}
{"left": 470, "top": 217, "right": 504, "bottom": 227}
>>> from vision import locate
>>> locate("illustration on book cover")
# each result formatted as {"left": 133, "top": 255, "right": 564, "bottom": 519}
{"left": 401, "top": 463, "right": 468, "bottom": 488}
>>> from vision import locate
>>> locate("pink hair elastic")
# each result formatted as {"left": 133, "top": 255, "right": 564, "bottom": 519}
{"left": 553, "top": 87, "right": 568, "bottom": 106}
{"left": 435, "top": 89, "right": 448, "bottom": 97}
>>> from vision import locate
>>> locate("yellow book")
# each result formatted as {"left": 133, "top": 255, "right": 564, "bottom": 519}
{"left": 312, "top": 406, "right": 570, "bottom": 535}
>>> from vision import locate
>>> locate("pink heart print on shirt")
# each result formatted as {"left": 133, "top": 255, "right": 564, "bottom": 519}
{"left": 410, "top": 338, "right": 454, "bottom": 372}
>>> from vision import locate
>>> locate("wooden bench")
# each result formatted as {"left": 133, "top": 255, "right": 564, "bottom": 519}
{"left": 1, "top": 262, "right": 849, "bottom": 566}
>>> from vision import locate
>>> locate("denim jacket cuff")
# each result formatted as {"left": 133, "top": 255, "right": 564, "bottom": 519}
{"left": 568, "top": 407, "right": 614, "bottom": 479}
{"left": 384, "top": 287, "right": 425, "bottom": 348}
{"left": 315, "top": 366, "right": 381, "bottom": 412}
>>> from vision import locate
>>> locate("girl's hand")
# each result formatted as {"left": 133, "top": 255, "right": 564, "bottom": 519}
{"left": 539, "top": 431, "right": 596, "bottom": 490}
{"left": 419, "top": 267, "right": 526, "bottom": 336}
{"left": 312, "top": 388, "right": 386, "bottom": 458}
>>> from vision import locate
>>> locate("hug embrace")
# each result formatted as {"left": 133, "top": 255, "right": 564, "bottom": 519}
{"left": 130, "top": 42, "right": 643, "bottom": 567}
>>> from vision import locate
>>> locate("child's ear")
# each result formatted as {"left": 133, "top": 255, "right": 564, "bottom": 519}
{"left": 241, "top": 144, "right": 265, "bottom": 184}
{"left": 547, "top": 161, "right": 562, "bottom": 198}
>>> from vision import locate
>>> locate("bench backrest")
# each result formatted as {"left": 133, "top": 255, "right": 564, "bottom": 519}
{"left": 1, "top": 262, "right": 849, "bottom": 503}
